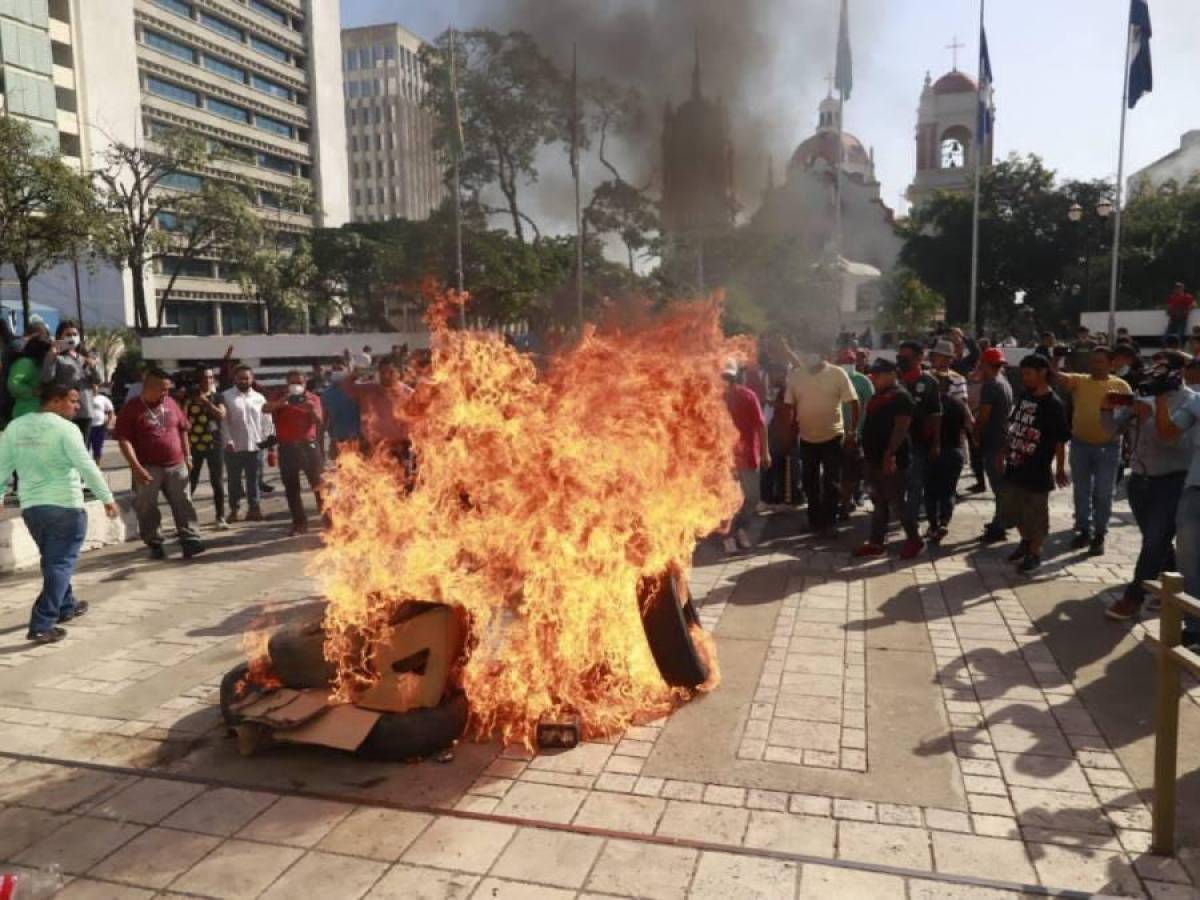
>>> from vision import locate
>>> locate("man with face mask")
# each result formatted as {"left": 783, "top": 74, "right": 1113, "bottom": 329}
{"left": 221, "top": 364, "right": 268, "bottom": 523}
{"left": 114, "top": 368, "right": 205, "bottom": 560}
{"left": 895, "top": 340, "right": 942, "bottom": 559}
{"left": 266, "top": 370, "right": 325, "bottom": 535}
{"left": 783, "top": 345, "right": 859, "bottom": 538}
{"left": 42, "top": 320, "right": 98, "bottom": 442}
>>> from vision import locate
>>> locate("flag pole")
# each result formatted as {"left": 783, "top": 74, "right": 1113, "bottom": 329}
{"left": 968, "top": 0, "right": 985, "bottom": 337}
{"left": 449, "top": 28, "right": 466, "bottom": 329}
{"left": 1107, "top": 19, "right": 1135, "bottom": 344}
{"left": 572, "top": 43, "right": 584, "bottom": 330}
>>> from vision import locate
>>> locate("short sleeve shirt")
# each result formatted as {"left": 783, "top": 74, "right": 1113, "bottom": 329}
{"left": 726, "top": 385, "right": 765, "bottom": 471}
{"left": 114, "top": 396, "right": 188, "bottom": 467}
{"left": 784, "top": 364, "right": 857, "bottom": 444}
{"left": 1004, "top": 391, "right": 1070, "bottom": 492}
{"left": 1060, "top": 374, "right": 1131, "bottom": 445}
{"left": 186, "top": 392, "right": 223, "bottom": 452}
{"left": 978, "top": 377, "right": 1013, "bottom": 453}
{"left": 1170, "top": 389, "right": 1200, "bottom": 488}
{"left": 91, "top": 393, "right": 114, "bottom": 424}
{"left": 862, "top": 386, "right": 915, "bottom": 467}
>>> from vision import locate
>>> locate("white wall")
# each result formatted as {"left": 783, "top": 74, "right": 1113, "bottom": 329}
{"left": 306, "top": 0, "right": 350, "bottom": 228}
{"left": 142, "top": 331, "right": 431, "bottom": 367}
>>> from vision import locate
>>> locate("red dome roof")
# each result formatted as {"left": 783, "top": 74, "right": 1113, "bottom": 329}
{"left": 790, "top": 130, "right": 870, "bottom": 172}
{"left": 933, "top": 70, "right": 977, "bottom": 95}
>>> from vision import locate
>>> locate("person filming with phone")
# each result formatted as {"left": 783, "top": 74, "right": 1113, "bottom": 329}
{"left": 265, "top": 370, "right": 325, "bottom": 536}
{"left": 41, "top": 320, "right": 99, "bottom": 443}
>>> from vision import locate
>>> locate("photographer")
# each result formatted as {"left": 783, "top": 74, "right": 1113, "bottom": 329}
{"left": 1155, "top": 356, "right": 1200, "bottom": 645}
{"left": 265, "top": 370, "right": 325, "bottom": 536}
{"left": 1101, "top": 352, "right": 1191, "bottom": 620}
{"left": 41, "top": 321, "right": 99, "bottom": 442}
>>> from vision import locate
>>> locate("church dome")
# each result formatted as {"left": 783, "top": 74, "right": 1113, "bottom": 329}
{"left": 790, "top": 130, "right": 871, "bottom": 172}
{"left": 933, "top": 70, "right": 976, "bottom": 95}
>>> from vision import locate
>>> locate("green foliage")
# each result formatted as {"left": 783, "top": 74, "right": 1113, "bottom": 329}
{"left": 228, "top": 181, "right": 315, "bottom": 333}
{"left": 84, "top": 326, "right": 139, "bottom": 382}
{"left": 880, "top": 269, "right": 946, "bottom": 338}
{"left": 1121, "top": 177, "right": 1200, "bottom": 310}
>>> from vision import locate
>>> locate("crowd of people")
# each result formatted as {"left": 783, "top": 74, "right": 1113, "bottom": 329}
{"left": 723, "top": 322, "right": 1200, "bottom": 643}
{"left": 0, "top": 319, "right": 418, "bottom": 644}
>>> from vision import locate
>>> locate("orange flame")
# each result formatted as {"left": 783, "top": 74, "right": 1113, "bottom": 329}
{"left": 314, "top": 290, "right": 747, "bottom": 747}
{"left": 240, "top": 628, "right": 281, "bottom": 693}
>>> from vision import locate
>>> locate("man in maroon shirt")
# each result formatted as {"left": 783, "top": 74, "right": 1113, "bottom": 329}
{"left": 114, "top": 368, "right": 204, "bottom": 559}
{"left": 266, "top": 370, "right": 325, "bottom": 535}
{"left": 723, "top": 361, "right": 771, "bottom": 553}
{"left": 1167, "top": 282, "right": 1196, "bottom": 342}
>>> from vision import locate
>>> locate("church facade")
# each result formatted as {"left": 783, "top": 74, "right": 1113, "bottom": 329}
{"left": 906, "top": 68, "right": 993, "bottom": 211}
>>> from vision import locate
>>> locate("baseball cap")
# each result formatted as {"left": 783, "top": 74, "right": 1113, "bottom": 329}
{"left": 931, "top": 339, "right": 955, "bottom": 358}
{"left": 722, "top": 360, "right": 739, "bottom": 378}
{"left": 869, "top": 357, "right": 897, "bottom": 374}
{"left": 980, "top": 348, "right": 1006, "bottom": 366}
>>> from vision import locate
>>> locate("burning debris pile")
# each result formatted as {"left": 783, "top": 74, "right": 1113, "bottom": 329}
{"left": 223, "top": 294, "right": 746, "bottom": 757}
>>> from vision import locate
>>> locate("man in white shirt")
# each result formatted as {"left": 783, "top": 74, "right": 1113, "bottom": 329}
{"left": 88, "top": 389, "right": 115, "bottom": 462}
{"left": 221, "top": 365, "right": 269, "bottom": 522}
{"left": 784, "top": 347, "right": 859, "bottom": 538}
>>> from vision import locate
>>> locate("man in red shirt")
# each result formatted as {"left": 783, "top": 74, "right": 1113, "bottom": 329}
{"left": 723, "top": 360, "right": 771, "bottom": 553}
{"left": 114, "top": 368, "right": 205, "bottom": 559}
{"left": 266, "top": 370, "right": 325, "bottom": 535}
{"left": 1167, "top": 282, "right": 1195, "bottom": 342}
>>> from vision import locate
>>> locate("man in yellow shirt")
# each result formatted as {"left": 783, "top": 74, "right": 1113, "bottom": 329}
{"left": 1056, "top": 346, "right": 1132, "bottom": 556}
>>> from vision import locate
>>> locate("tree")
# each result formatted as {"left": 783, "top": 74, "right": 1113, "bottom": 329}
{"left": 1120, "top": 177, "right": 1200, "bottom": 311}
{"left": 880, "top": 269, "right": 946, "bottom": 338}
{"left": 93, "top": 129, "right": 212, "bottom": 332}
{"left": 84, "top": 326, "right": 138, "bottom": 381}
{"left": 229, "top": 181, "right": 315, "bottom": 333}
{"left": 422, "top": 29, "right": 568, "bottom": 242}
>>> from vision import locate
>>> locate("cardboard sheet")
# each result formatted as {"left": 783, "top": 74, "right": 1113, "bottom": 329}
{"left": 272, "top": 704, "right": 381, "bottom": 752}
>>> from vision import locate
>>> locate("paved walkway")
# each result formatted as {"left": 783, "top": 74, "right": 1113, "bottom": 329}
{"left": 1, "top": 481, "right": 1198, "bottom": 898}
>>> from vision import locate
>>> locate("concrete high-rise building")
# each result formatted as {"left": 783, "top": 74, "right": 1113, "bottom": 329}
{"left": 1, "top": 0, "right": 349, "bottom": 334}
{"left": 341, "top": 23, "right": 444, "bottom": 224}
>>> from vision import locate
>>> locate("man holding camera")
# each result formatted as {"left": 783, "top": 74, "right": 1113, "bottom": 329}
{"left": 266, "top": 370, "right": 325, "bottom": 536}
{"left": 1102, "top": 352, "right": 1192, "bottom": 620}
{"left": 1155, "top": 356, "right": 1200, "bottom": 644}
{"left": 1055, "top": 347, "right": 1131, "bottom": 556}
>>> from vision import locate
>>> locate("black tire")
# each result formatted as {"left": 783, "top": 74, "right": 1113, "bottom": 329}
{"left": 219, "top": 662, "right": 253, "bottom": 729}
{"left": 640, "top": 569, "right": 710, "bottom": 689}
{"left": 357, "top": 691, "right": 469, "bottom": 761}
{"left": 268, "top": 621, "right": 334, "bottom": 690}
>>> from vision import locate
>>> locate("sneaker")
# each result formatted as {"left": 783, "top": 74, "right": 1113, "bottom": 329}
{"left": 1007, "top": 540, "right": 1030, "bottom": 563}
{"left": 182, "top": 542, "right": 207, "bottom": 560}
{"left": 968, "top": 482, "right": 987, "bottom": 494}
{"left": 899, "top": 538, "right": 924, "bottom": 560}
{"left": 852, "top": 542, "right": 886, "bottom": 558}
{"left": 213, "top": 517, "right": 230, "bottom": 530}
{"left": 722, "top": 536, "right": 739, "bottom": 554}
{"left": 735, "top": 528, "right": 753, "bottom": 549}
{"left": 1088, "top": 536, "right": 1105, "bottom": 557}
{"left": 27, "top": 626, "right": 66, "bottom": 644}
{"left": 246, "top": 506, "right": 264, "bottom": 522}
{"left": 979, "top": 527, "right": 1007, "bottom": 544}
{"left": 1070, "top": 531, "right": 1092, "bottom": 550}
{"left": 58, "top": 601, "right": 88, "bottom": 623}
{"left": 288, "top": 524, "right": 308, "bottom": 537}
{"left": 1106, "top": 596, "right": 1141, "bottom": 621}
{"left": 259, "top": 482, "right": 276, "bottom": 494}
{"left": 149, "top": 544, "right": 166, "bottom": 560}
{"left": 1018, "top": 553, "right": 1042, "bottom": 574}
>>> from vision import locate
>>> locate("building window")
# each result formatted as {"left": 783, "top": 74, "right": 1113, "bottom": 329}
{"left": 202, "top": 53, "right": 246, "bottom": 83}
{"left": 143, "top": 30, "right": 195, "bottom": 63}
{"left": 373, "top": 106, "right": 381, "bottom": 125}
{"left": 376, "top": 187, "right": 384, "bottom": 204}
{"left": 350, "top": 135, "right": 358, "bottom": 152}
{"left": 255, "top": 113, "right": 293, "bottom": 138}
{"left": 151, "top": 0, "right": 192, "bottom": 19}
{"left": 347, "top": 81, "right": 359, "bottom": 99}
{"left": 350, "top": 162, "right": 358, "bottom": 179}
{"left": 357, "top": 47, "right": 369, "bottom": 69}
{"left": 386, "top": 133, "right": 393, "bottom": 150}
{"left": 146, "top": 76, "right": 200, "bottom": 107}
{"left": 198, "top": 11, "right": 243, "bottom": 42}
{"left": 259, "top": 190, "right": 280, "bottom": 209}
{"left": 375, "top": 160, "right": 382, "bottom": 178}
{"left": 250, "top": 73, "right": 290, "bottom": 99}
{"left": 250, "top": 35, "right": 288, "bottom": 63}
{"left": 375, "top": 134, "right": 382, "bottom": 151}
{"left": 159, "top": 171, "right": 204, "bottom": 191}
{"left": 221, "top": 303, "right": 259, "bottom": 334}
{"left": 206, "top": 96, "right": 250, "bottom": 123}
{"left": 348, "top": 108, "right": 356, "bottom": 126}
{"left": 257, "top": 152, "right": 295, "bottom": 175}
{"left": 160, "top": 255, "right": 214, "bottom": 278}
{"left": 353, "top": 188, "right": 361, "bottom": 206}
{"left": 248, "top": 0, "right": 287, "bottom": 25}
{"left": 164, "top": 301, "right": 214, "bottom": 336}
{"left": 385, "top": 46, "right": 396, "bottom": 62}
{"left": 343, "top": 49, "right": 356, "bottom": 71}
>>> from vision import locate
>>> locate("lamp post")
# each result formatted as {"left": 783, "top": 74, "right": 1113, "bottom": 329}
{"left": 1067, "top": 198, "right": 1113, "bottom": 315}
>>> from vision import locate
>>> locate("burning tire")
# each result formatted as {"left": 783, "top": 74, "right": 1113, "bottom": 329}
{"left": 268, "top": 620, "right": 334, "bottom": 689}
{"left": 219, "top": 662, "right": 252, "bottom": 729}
{"left": 358, "top": 691, "right": 469, "bottom": 761}
{"left": 640, "top": 569, "right": 710, "bottom": 689}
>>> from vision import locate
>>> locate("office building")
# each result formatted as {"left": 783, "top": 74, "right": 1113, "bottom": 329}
{"left": 342, "top": 23, "right": 443, "bottom": 224}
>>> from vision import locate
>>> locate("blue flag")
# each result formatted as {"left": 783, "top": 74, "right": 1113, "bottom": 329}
{"left": 835, "top": 0, "right": 852, "bottom": 101}
{"left": 977, "top": 27, "right": 994, "bottom": 143}
{"left": 1128, "top": 0, "right": 1153, "bottom": 108}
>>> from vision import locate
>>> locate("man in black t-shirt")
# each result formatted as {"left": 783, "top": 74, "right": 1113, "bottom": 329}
{"left": 854, "top": 358, "right": 922, "bottom": 559}
{"left": 896, "top": 340, "right": 941, "bottom": 557}
{"left": 999, "top": 355, "right": 1071, "bottom": 574}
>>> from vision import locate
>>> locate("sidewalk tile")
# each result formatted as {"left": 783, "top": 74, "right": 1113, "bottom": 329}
{"left": 574, "top": 793, "right": 665, "bottom": 834}
{"left": 996, "top": 752, "right": 1091, "bottom": 793}
{"left": 15, "top": 815, "right": 142, "bottom": 875}
{"left": 237, "top": 796, "right": 354, "bottom": 847}
{"left": 56, "top": 880, "right": 154, "bottom": 899}
{"left": 1027, "top": 843, "right": 1143, "bottom": 895}
{"left": 490, "top": 828, "right": 603, "bottom": 889}
{"left": 0, "top": 805, "right": 70, "bottom": 859}
{"left": 318, "top": 807, "right": 433, "bottom": 862}
{"left": 401, "top": 817, "right": 516, "bottom": 874}
{"left": 473, "top": 878, "right": 573, "bottom": 898}
{"left": 657, "top": 800, "right": 749, "bottom": 845}
{"left": 837, "top": 821, "right": 932, "bottom": 871}
{"left": 797, "top": 862, "right": 905, "bottom": 898}
{"left": 931, "top": 831, "right": 1036, "bottom": 884}
{"left": 365, "top": 864, "right": 478, "bottom": 899}
{"left": 258, "top": 850, "right": 387, "bottom": 900}
{"left": 585, "top": 838, "right": 697, "bottom": 900}
{"left": 161, "top": 787, "right": 276, "bottom": 836}
{"left": 86, "top": 778, "right": 204, "bottom": 825}
{"left": 907, "top": 879, "right": 1028, "bottom": 899}
{"left": 744, "top": 810, "right": 836, "bottom": 857}
{"left": 689, "top": 850, "right": 797, "bottom": 899}
{"left": 90, "top": 826, "right": 220, "bottom": 889}
{"left": 1008, "top": 787, "right": 1111, "bottom": 835}
{"left": 170, "top": 838, "right": 303, "bottom": 899}
{"left": 493, "top": 782, "right": 587, "bottom": 824}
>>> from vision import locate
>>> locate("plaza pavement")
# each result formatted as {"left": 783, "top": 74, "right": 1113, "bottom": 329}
{"left": 1, "top": 478, "right": 1200, "bottom": 898}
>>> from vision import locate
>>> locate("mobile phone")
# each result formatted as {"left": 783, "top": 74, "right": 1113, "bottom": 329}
{"left": 1107, "top": 392, "right": 1135, "bottom": 407}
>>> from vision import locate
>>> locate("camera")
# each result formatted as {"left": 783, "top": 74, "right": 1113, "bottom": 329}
{"left": 1138, "top": 370, "right": 1183, "bottom": 397}
{"left": 1052, "top": 345, "right": 1070, "bottom": 358}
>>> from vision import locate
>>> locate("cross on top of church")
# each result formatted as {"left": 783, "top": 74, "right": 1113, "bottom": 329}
{"left": 946, "top": 36, "right": 965, "bottom": 71}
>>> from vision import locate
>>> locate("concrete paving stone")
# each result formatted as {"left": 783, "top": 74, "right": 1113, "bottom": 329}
{"left": 746, "top": 789, "right": 789, "bottom": 812}
{"left": 972, "top": 815, "right": 1019, "bottom": 838}
{"left": 483, "top": 759, "right": 528, "bottom": 779}
{"left": 0, "top": 805, "right": 71, "bottom": 859}
{"left": 1133, "top": 854, "right": 1193, "bottom": 885}
{"left": 1008, "top": 787, "right": 1112, "bottom": 835}
{"left": 959, "top": 759, "right": 1004, "bottom": 778}
{"left": 1019, "top": 827, "right": 1121, "bottom": 852}
{"left": 614, "top": 739, "right": 654, "bottom": 759}
{"left": 789, "top": 793, "right": 833, "bottom": 817}
{"left": 907, "top": 878, "right": 1034, "bottom": 899}
{"left": 657, "top": 800, "right": 750, "bottom": 846}
{"left": 161, "top": 787, "right": 277, "bottom": 836}
{"left": 470, "top": 877, "right": 573, "bottom": 899}
{"left": 490, "top": 827, "right": 604, "bottom": 889}
{"left": 832, "top": 798, "right": 876, "bottom": 821}
{"left": 840, "top": 749, "right": 866, "bottom": 770}
{"left": 967, "top": 794, "right": 1014, "bottom": 817}
{"left": 985, "top": 725, "right": 1075, "bottom": 760}
{"left": 575, "top": 791, "right": 667, "bottom": 835}
{"left": 764, "top": 746, "right": 806, "bottom": 766}
{"left": 877, "top": 803, "right": 923, "bottom": 828}
{"left": 595, "top": 773, "right": 637, "bottom": 793}
{"left": 841, "top": 727, "right": 866, "bottom": 749}
{"left": 14, "top": 815, "right": 142, "bottom": 875}
{"left": 931, "top": 830, "right": 1038, "bottom": 885}
{"left": 796, "top": 862, "right": 906, "bottom": 898}
{"left": 768, "top": 719, "right": 841, "bottom": 752}
{"left": 964, "top": 775, "right": 1009, "bottom": 797}
{"left": 661, "top": 779, "right": 705, "bottom": 802}
{"left": 257, "top": 850, "right": 388, "bottom": 900}
{"left": 689, "top": 850, "right": 798, "bottom": 899}
{"left": 1118, "top": 830, "right": 1154, "bottom": 855}
{"left": 467, "top": 777, "right": 514, "bottom": 799}
{"left": 743, "top": 810, "right": 836, "bottom": 857}
{"left": 0, "top": 763, "right": 130, "bottom": 813}
{"left": 89, "top": 826, "right": 221, "bottom": 889}
{"left": 518, "top": 769, "right": 595, "bottom": 789}
{"left": 401, "top": 817, "right": 516, "bottom": 875}
{"left": 837, "top": 821, "right": 933, "bottom": 871}
{"left": 777, "top": 674, "right": 843, "bottom": 698}
{"left": 56, "top": 880, "right": 154, "bottom": 899}
{"left": 634, "top": 776, "right": 665, "bottom": 797}
{"left": 996, "top": 752, "right": 1092, "bottom": 793}
{"left": 455, "top": 796, "right": 500, "bottom": 814}
{"left": 585, "top": 838, "right": 698, "bottom": 900}
{"left": 492, "top": 781, "right": 588, "bottom": 824}
{"left": 1027, "top": 843, "right": 1143, "bottom": 895}
{"left": 526, "top": 742, "right": 611, "bottom": 776}
{"left": 317, "top": 807, "right": 433, "bottom": 861}
{"left": 603, "top": 755, "right": 646, "bottom": 775}
{"left": 1087, "top": 766, "right": 1136, "bottom": 789}
{"left": 1108, "top": 806, "right": 1154, "bottom": 831}
{"left": 237, "top": 796, "right": 354, "bottom": 847}
{"left": 703, "top": 785, "right": 746, "bottom": 807}
{"left": 169, "top": 838, "right": 304, "bottom": 899}
{"left": 1144, "top": 883, "right": 1200, "bottom": 900}
{"left": 924, "top": 809, "right": 973, "bottom": 833}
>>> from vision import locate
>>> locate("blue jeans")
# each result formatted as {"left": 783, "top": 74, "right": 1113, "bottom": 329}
{"left": 1127, "top": 472, "right": 1185, "bottom": 603}
{"left": 903, "top": 447, "right": 931, "bottom": 527}
{"left": 225, "top": 450, "right": 261, "bottom": 511}
{"left": 1069, "top": 441, "right": 1120, "bottom": 537}
{"left": 22, "top": 506, "right": 87, "bottom": 634}
{"left": 1178, "top": 488, "right": 1200, "bottom": 641}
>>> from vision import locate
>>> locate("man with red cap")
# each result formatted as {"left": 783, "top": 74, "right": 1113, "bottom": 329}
{"left": 976, "top": 347, "right": 1014, "bottom": 542}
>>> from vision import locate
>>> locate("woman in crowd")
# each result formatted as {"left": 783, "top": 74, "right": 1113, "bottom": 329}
{"left": 41, "top": 320, "right": 99, "bottom": 441}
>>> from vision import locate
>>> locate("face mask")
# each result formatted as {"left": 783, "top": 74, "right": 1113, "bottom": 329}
{"left": 288, "top": 384, "right": 304, "bottom": 397}
{"left": 64, "top": 335, "right": 81, "bottom": 349}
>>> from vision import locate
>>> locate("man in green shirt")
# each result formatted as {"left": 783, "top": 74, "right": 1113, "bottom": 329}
{"left": 0, "top": 384, "right": 117, "bottom": 643}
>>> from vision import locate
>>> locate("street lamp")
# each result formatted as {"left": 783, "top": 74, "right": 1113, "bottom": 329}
{"left": 1097, "top": 197, "right": 1113, "bottom": 219}
{"left": 1067, "top": 199, "right": 1114, "bottom": 312}
{"left": 1068, "top": 203, "right": 1083, "bottom": 223}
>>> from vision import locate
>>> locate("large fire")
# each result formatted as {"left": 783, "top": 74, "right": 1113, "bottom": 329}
{"left": 313, "top": 291, "right": 746, "bottom": 747}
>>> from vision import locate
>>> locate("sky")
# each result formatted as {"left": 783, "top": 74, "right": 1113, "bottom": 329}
{"left": 342, "top": 0, "right": 1199, "bottom": 222}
